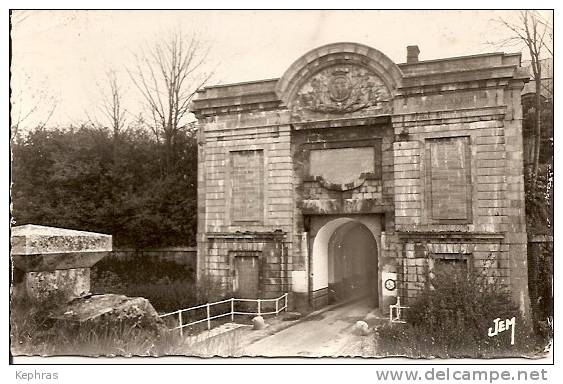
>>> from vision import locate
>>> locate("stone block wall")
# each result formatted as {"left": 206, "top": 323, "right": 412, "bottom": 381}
{"left": 194, "top": 99, "right": 295, "bottom": 297}
{"left": 390, "top": 53, "right": 530, "bottom": 313}
{"left": 290, "top": 123, "right": 397, "bottom": 304}
{"left": 199, "top": 120, "right": 292, "bottom": 233}
{"left": 398, "top": 236, "right": 508, "bottom": 300}
{"left": 303, "top": 179, "right": 383, "bottom": 201}
{"left": 391, "top": 110, "right": 511, "bottom": 232}
{"left": 203, "top": 235, "right": 289, "bottom": 297}
{"left": 193, "top": 43, "right": 530, "bottom": 314}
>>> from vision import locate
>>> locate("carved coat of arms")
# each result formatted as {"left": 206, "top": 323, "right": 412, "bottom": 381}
{"left": 293, "top": 66, "right": 391, "bottom": 114}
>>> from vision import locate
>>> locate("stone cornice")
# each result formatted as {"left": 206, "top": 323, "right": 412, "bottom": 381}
{"left": 391, "top": 106, "right": 507, "bottom": 127}
{"left": 190, "top": 48, "right": 528, "bottom": 118}
{"left": 206, "top": 231, "right": 286, "bottom": 240}
{"left": 291, "top": 115, "right": 390, "bottom": 130}
{"left": 397, "top": 231, "right": 505, "bottom": 242}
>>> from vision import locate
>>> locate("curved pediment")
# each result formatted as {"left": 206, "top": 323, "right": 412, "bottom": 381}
{"left": 276, "top": 42, "right": 403, "bottom": 121}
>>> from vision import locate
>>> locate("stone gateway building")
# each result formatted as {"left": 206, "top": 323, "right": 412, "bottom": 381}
{"left": 192, "top": 43, "right": 531, "bottom": 315}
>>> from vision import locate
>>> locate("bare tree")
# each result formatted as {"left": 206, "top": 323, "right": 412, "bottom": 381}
{"left": 86, "top": 69, "right": 127, "bottom": 140}
{"left": 10, "top": 81, "right": 58, "bottom": 142}
{"left": 83, "top": 69, "right": 129, "bottom": 238}
{"left": 128, "top": 30, "right": 211, "bottom": 174}
{"left": 495, "top": 11, "right": 553, "bottom": 176}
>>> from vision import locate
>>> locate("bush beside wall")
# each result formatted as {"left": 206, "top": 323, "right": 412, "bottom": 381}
{"left": 376, "top": 257, "right": 546, "bottom": 358}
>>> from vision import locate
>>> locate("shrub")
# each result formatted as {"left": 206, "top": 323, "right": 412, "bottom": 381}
{"left": 91, "top": 256, "right": 230, "bottom": 313}
{"left": 91, "top": 256, "right": 193, "bottom": 312}
{"left": 376, "top": 253, "right": 543, "bottom": 358}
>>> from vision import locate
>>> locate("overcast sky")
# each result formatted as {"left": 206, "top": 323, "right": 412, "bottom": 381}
{"left": 10, "top": 10, "right": 553, "bottom": 130}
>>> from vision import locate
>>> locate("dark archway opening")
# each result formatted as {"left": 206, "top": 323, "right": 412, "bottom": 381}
{"left": 327, "top": 221, "right": 378, "bottom": 304}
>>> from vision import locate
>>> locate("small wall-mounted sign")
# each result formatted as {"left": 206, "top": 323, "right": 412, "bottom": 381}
{"left": 382, "top": 271, "right": 398, "bottom": 297}
{"left": 384, "top": 278, "right": 396, "bottom": 291}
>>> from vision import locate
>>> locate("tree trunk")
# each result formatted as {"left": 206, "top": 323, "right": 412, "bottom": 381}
{"left": 533, "top": 72, "right": 542, "bottom": 176}
{"left": 165, "top": 129, "right": 173, "bottom": 175}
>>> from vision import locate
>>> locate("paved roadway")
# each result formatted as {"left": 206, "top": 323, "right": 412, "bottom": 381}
{"left": 241, "top": 299, "right": 383, "bottom": 357}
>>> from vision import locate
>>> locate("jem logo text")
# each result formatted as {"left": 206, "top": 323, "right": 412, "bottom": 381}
{"left": 488, "top": 317, "right": 516, "bottom": 345}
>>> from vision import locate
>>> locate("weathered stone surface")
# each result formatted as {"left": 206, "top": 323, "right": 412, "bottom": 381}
{"left": 11, "top": 224, "right": 112, "bottom": 256}
{"left": 309, "top": 147, "right": 374, "bottom": 188}
{"left": 291, "top": 64, "right": 391, "bottom": 119}
{"left": 50, "top": 294, "right": 165, "bottom": 338}
{"left": 24, "top": 268, "right": 90, "bottom": 302}
{"left": 11, "top": 225, "right": 112, "bottom": 302}
{"left": 12, "top": 252, "right": 109, "bottom": 272}
{"left": 230, "top": 150, "right": 264, "bottom": 222}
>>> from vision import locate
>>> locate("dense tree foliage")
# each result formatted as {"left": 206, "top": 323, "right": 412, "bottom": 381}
{"left": 496, "top": 11, "right": 553, "bottom": 235}
{"left": 523, "top": 94, "right": 553, "bottom": 235}
{"left": 11, "top": 124, "right": 198, "bottom": 248}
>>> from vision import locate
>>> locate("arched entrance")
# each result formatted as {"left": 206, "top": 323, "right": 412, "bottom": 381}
{"left": 310, "top": 216, "right": 380, "bottom": 308}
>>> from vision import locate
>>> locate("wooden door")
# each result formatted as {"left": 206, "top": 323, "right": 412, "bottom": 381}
{"left": 234, "top": 256, "right": 260, "bottom": 298}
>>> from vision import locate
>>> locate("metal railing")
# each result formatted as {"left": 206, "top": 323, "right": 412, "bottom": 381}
{"left": 389, "top": 296, "right": 409, "bottom": 323}
{"left": 159, "top": 293, "right": 289, "bottom": 336}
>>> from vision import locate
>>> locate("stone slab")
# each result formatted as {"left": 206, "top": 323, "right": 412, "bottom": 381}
{"left": 11, "top": 224, "right": 112, "bottom": 255}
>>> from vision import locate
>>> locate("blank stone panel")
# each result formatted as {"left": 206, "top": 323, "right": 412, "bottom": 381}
{"left": 425, "top": 136, "right": 472, "bottom": 222}
{"left": 309, "top": 147, "right": 375, "bottom": 185}
{"left": 230, "top": 150, "right": 264, "bottom": 222}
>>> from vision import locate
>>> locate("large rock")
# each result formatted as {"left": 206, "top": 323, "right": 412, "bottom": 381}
{"left": 50, "top": 294, "right": 166, "bottom": 338}
{"left": 354, "top": 320, "right": 370, "bottom": 336}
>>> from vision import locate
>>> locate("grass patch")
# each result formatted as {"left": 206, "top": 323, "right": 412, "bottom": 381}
{"left": 375, "top": 321, "right": 544, "bottom": 359}
{"left": 10, "top": 293, "right": 186, "bottom": 356}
